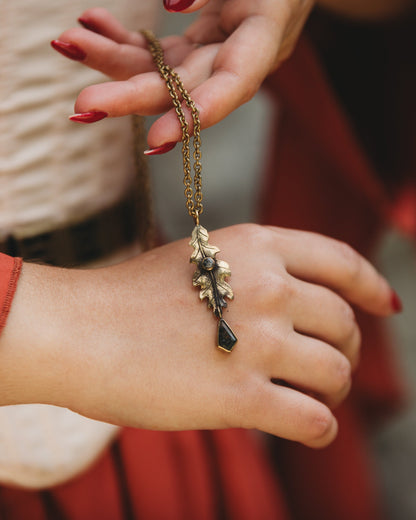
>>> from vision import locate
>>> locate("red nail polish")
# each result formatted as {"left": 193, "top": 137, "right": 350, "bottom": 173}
{"left": 50, "top": 40, "right": 86, "bottom": 61}
{"left": 69, "top": 111, "right": 108, "bottom": 123}
{"left": 163, "top": 0, "right": 195, "bottom": 12}
{"left": 144, "top": 142, "right": 177, "bottom": 155}
{"left": 391, "top": 291, "right": 403, "bottom": 313}
{"left": 78, "top": 17, "right": 102, "bottom": 34}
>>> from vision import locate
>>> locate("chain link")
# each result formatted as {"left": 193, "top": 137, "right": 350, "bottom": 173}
{"left": 141, "top": 30, "right": 203, "bottom": 223}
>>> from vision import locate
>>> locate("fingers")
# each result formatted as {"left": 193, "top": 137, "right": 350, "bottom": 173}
{"left": 251, "top": 314, "right": 352, "bottom": 409}
{"left": 288, "top": 277, "right": 361, "bottom": 368}
{"left": 73, "top": 44, "right": 219, "bottom": 117}
{"left": 238, "top": 381, "right": 338, "bottom": 448}
{"left": 77, "top": 7, "right": 144, "bottom": 45}
{"left": 272, "top": 331, "right": 352, "bottom": 408}
{"left": 147, "top": 15, "right": 282, "bottom": 145}
{"left": 54, "top": 2, "right": 311, "bottom": 147}
{"left": 56, "top": 26, "right": 195, "bottom": 82}
{"left": 55, "top": 8, "right": 282, "bottom": 147}
{"left": 55, "top": 28, "right": 154, "bottom": 80}
{"left": 266, "top": 227, "right": 395, "bottom": 317}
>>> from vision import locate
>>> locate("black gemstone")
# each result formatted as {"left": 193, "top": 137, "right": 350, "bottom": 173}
{"left": 217, "top": 319, "right": 237, "bottom": 352}
{"left": 201, "top": 257, "right": 216, "bottom": 271}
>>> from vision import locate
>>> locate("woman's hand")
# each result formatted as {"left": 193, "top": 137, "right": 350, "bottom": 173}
{"left": 0, "top": 225, "right": 397, "bottom": 448}
{"left": 52, "top": 1, "right": 314, "bottom": 148}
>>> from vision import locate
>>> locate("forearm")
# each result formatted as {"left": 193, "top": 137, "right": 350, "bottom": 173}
{"left": 316, "top": 0, "right": 415, "bottom": 20}
{"left": 0, "top": 263, "right": 73, "bottom": 408}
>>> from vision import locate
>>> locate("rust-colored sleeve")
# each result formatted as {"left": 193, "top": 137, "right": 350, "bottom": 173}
{"left": 0, "top": 253, "right": 22, "bottom": 335}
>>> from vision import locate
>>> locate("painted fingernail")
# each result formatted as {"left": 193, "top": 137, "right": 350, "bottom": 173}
{"left": 163, "top": 0, "right": 196, "bottom": 13}
{"left": 50, "top": 40, "right": 86, "bottom": 61}
{"left": 144, "top": 142, "right": 177, "bottom": 155}
{"left": 391, "top": 290, "right": 403, "bottom": 313}
{"left": 69, "top": 111, "right": 108, "bottom": 123}
{"left": 78, "top": 17, "right": 102, "bottom": 34}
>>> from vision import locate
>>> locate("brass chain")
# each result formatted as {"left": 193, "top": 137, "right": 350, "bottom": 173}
{"left": 131, "top": 114, "right": 155, "bottom": 250}
{"left": 141, "top": 30, "right": 203, "bottom": 224}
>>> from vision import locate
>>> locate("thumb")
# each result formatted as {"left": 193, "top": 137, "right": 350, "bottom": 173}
{"left": 163, "top": 0, "right": 210, "bottom": 13}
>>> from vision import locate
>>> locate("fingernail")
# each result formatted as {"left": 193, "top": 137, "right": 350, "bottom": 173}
{"left": 144, "top": 142, "right": 177, "bottom": 155}
{"left": 163, "top": 0, "right": 196, "bottom": 12}
{"left": 391, "top": 290, "right": 403, "bottom": 313}
{"left": 69, "top": 111, "right": 108, "bottom": 123}
{"left": 50, "top": 40, "right": 86, "bottom": 61}
{"left": 78, "top": 17, "right": 101, "bottom": 34}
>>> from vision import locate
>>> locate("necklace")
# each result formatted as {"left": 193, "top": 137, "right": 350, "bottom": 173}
{"left": 142, "top": 30, "right": 237, "bottom": 352}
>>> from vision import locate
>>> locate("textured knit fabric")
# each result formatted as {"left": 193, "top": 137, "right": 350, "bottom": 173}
{"left": 0, "top": 0, "right": 157, "bottom": 241}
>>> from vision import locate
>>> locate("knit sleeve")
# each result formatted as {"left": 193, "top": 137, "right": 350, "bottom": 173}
{"left": 0, "top": 254, "right": 22, "bottom": 335}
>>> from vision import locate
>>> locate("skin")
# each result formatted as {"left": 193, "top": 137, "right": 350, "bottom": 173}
{"left": 0, "top": 225, "right": 396, "bottom": 448}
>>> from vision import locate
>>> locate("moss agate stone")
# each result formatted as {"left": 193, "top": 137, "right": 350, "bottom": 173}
{"left": 217, "top": 319, "right": 237, "bottom": 352}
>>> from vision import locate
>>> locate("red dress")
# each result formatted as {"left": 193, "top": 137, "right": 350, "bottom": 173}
{"left": 0, "top": 16, "right": 414, "bottom": 519}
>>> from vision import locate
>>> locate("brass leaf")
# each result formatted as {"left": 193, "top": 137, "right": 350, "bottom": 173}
{"left": 189, "top": 225, "right": 234, "bottom": 318}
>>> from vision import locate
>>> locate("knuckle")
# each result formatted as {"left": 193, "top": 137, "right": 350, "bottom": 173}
{"left": 240, "top": 80, "right": 261, "bottom": 104}
{"left": 238, "top": 223, "right": 270, "bottom": 248}
{"left": 335, "top": 241, "right": 362, "bottom": 283}
{"left": 336, "top": 300, "right": 362, "bottom": 367}
{"left": 306, "top": 405, "right": 335, "bottom": 443}
{"left": 74, "top": 87, "right": 93, "bottom": 111}
{"left": 340, "top": 298, "right": 355, "bottom": 324}
{"left": 339, "top": 302, "right": 358, "bottom": 343}
{"left": 251, "top": 272, "right": 294, "bottom": 308}
{"left": 274, "top": 274, "right": 295, "bottom": 300}
{"left": 267, "top": 271, "right": 291, "bottom": 294}
{"left": 349, "top": 327, "right": 362, "bottom": 370}
{"left": 255, "top": 319, "right": 291, "bottom": 362}
{"left": 333, "top": 356, "right": 352, "bottom": 394}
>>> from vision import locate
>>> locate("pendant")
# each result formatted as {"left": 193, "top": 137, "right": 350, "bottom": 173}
{"left": 189, "top": 225, "right": 237, "bottom": 352}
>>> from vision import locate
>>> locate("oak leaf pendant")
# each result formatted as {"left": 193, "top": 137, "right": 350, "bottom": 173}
{"left": 189, "top": 225, "right": 237, "bottom": 352}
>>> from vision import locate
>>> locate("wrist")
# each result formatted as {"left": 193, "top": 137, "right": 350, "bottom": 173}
{"left": 0, "top": 263, "right": 74, "bottom": 407}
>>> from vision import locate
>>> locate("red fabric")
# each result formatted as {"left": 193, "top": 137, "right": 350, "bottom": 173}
{"left": 0, "top": 253, "right": 22, "bottom": 335}
{"left": 390, "top": 183, "right": 416, "bottom": 236}
{"left": 0, "top": 429, "right": 287, "bottom": 519}
{"left": 52, "top": 449, "right": 125, "bottom": 520}
{"left": 0, "top": 487, "right": 46, "bottom": 520}
{"left": 116, "top": 428, "right": 287, "bottom": 519}
{"left": 270, "top": 404, "right": 385, "bottom": 520}
{"left": 208, "top": 430, "right": 288, "bottom": 519}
